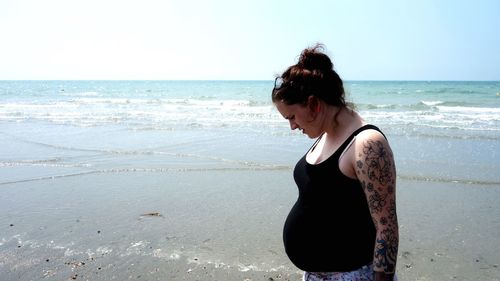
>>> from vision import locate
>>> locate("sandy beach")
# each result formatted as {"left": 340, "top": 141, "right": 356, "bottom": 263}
{"left": 1, "top": 170, "right": 499, "bottom": 281}
{"left": 0, "top": 170, "right": 302, "bottom": 281}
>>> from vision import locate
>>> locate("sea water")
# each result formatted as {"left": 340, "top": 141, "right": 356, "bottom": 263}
{"left": 1, "top": 80, "right": 499, "bottom": 185}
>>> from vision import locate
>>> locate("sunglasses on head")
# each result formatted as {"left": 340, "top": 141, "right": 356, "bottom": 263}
{"left": 273, "top": 77, "right": 294, "bottom": 92}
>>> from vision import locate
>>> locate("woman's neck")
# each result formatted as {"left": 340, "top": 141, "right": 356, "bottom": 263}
{"left": 322, "top": 106, "right": 363, "bottom": 139}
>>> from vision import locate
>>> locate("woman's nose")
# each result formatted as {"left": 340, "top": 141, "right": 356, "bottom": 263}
{"left": 289, "top": 120, "right": 298, "bottom": 130}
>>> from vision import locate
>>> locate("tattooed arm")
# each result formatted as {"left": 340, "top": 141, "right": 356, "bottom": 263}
{"left": 354, "top": 130, "right": 399, "bottom": 281}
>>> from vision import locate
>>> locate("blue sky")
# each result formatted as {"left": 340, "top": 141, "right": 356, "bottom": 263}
{"left": 0, "top": 0, "right": 499, "bottom": 80}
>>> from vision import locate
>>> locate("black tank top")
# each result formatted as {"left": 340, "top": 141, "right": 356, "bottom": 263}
{"left": 283, "top": 125, "right": 384, "bottom": 272}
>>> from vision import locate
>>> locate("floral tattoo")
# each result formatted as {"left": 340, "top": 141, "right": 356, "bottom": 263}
{"left": 356, "top": 139, "right": 398, "bottom": 274}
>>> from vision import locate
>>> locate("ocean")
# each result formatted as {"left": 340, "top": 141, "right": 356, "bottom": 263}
{"left": 1, "top": 80, "right": 500, "bottom": 280}
{"left": 1, "top": 80, "right": 499, "bottom": 185}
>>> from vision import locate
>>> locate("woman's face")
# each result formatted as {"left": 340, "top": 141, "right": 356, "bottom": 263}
{"left": 274, "top": 100, "right": 320, "bottom": 138}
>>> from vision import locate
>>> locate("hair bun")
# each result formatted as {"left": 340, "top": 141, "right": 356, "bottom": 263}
{"left": 272, "top": 43, "right": 345, "bottom": 108}
{"left": 298, "top": 44, "right": 333, "bottom": 73}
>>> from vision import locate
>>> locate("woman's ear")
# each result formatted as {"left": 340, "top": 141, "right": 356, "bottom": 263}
{"left": 307, "top": 96, "right": 321, "bottom": 113}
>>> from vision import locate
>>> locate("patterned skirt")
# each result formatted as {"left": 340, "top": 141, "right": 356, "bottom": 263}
{"left": 302, "top": 263, "right": 397, "bottom": 281}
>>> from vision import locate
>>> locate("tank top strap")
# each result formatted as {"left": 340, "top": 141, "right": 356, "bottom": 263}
{"left": 351, "top": 124, "right": 386, "bottom": 139}
{"left": 336, "top": 124, "right": 386, "bottom": 157}
{"left": 309, "top": 132, "right": 325, "bottom": 153}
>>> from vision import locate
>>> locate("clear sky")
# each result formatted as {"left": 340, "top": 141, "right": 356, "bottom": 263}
{"left": 1, "top": 0, "right": 499, "bottom": 80}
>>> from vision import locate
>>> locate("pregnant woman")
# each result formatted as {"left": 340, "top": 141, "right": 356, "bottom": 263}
{"left": 272, "top": 44, "right": 398, "bottom": 281}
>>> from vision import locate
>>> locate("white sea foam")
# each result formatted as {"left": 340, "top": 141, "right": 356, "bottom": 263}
{"left": 96, "top": 246, "right": 113, "bottom": 255}
{"left": 436, "top": 106, "right": 500, "bottom": 114}
{"left": 64, "top": 248, "right": 83, "bottom": 256}
{"left": 421, "top": 100, "right": 444, "bottom": 106}
{"left": 122, "top": 240, "right": 150, "bottom": 256}
{"left": 238, "top": 264, "right": 260, "bottom": 272}
{"left": 360, "top": 108, "right": 500, "bottom": 132}
{"left": 1, "top": 99, "right": 497, "bottom": 133}
{"left": 1, "top": 81, "right": 499, "bottom": 136}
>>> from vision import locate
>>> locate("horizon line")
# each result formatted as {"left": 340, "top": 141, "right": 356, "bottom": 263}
{"left": 1, "top": 79, "right": 499, "bottom": 82}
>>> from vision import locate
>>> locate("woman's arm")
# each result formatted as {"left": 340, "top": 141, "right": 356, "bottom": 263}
{"left": 354, "top": 130, "right": 399, "bottom": 280}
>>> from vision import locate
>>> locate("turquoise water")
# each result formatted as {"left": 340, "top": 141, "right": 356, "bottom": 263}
{"left": 1, "top": 80, "right": 499, "bottom": 185}
{"left": 1, "top": 80, "right": 498, "bottom": 132}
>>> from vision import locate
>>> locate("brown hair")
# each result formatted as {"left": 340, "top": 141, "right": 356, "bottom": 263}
{"left": 272, "top": 44, "right": 346, "bottom": 108}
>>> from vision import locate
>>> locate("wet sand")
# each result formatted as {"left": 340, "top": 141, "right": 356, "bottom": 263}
{"left": 1, "top": 171, "right": 499, "bottom": 280}
{"left": 396, "top": 179, "right": 500, "bottom": 280}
